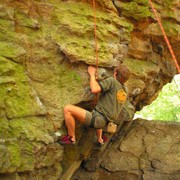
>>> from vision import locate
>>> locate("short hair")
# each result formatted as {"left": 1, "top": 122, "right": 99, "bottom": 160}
{"left": 114, "top": 64, "right": 131, "bottom": 84}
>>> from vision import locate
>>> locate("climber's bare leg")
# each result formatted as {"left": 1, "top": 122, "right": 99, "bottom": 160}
{"left": 64, "top": 105, "right": 86, "bottom": 141}
{"left": 96, "top": 129, "right": 103, "bottom": 144}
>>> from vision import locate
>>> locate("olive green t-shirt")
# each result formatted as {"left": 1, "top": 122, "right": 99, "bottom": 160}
{"left": 95, "top": 77, "right": 127, "bottom": 123}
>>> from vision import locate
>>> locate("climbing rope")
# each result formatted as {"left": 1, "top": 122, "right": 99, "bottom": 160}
{"left": 92, "top": 0, "right": 99, "bottom": 72}
{"left": 148, "top": 0, "right": 180, "bottom": 74}
{"left": 92, "top": 0, "right": 99, "bottom": 106}
{"left": 92, "top": 0, "right": 180, "bottom": 74}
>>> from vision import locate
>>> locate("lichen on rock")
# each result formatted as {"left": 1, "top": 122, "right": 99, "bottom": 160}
{"left": 0, "top": 0, "right": 179, "bottom": 179}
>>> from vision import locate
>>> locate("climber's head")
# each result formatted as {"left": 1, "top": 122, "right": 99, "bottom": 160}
{"left": 114, "top": 64, "right": 131, "bottom": 84}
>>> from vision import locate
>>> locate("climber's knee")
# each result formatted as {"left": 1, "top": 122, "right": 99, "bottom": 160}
{"left": 64, "top": 104, "right": 73, "bottom": 115}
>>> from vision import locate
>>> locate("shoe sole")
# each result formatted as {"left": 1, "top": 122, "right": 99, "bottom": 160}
{"left": 58, "top": 141, "right": 76, "bottom": 145}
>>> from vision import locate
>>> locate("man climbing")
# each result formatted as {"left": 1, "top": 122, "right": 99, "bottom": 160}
{"left": 59, "top": 64, "right": 130, "bottom": 145}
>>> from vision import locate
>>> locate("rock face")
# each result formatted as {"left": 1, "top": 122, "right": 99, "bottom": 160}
{"left": 73, "top": 120, "right": 180, "bottom": 180}
{"left": 0, "top": 0, "right": 179, "bottom": 179}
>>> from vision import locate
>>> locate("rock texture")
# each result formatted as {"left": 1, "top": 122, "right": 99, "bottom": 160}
{"left": 73, "top": 119, "right": 180, "bottom": 180}
{"left": 0, "top": 0, "right": 179, "bottom": 179}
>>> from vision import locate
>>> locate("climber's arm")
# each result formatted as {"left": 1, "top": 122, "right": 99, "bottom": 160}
{"left": 88, "top": 66, "right": 101, "bottom": 94}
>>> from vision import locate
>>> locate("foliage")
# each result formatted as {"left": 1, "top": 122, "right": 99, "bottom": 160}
{"left": 135, "top": 75, "right": 180, "bottom": 122}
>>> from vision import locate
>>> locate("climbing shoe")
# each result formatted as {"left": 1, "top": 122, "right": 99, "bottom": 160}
{"left": 58, "top": 135, "right": 76, "bottom": 145}
{"left": 97, "top": 135, "right": 108, "bottom": 147}
{"left": 102, "top": 134, "right": 108, "bottom": 143}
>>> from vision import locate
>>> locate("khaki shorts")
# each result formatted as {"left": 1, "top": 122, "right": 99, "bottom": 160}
{"left": 84, "top": 110, "right": 107, "bottom": 129}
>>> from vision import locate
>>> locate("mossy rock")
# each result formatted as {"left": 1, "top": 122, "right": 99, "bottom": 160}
{"left": 9, "top": 117, "right": 54, "bottom": 143}
{"left": 0, "top": 19, "right": 16, "bottom": 42}
{"left": 124, "top": 58, "right": 160, "bottom": 77}
{"left": 0, "top": 57, "right": 16, "bottom": 117}
{"left": 144, "top": 20, "right": 180, "bottom": 37}
{"left": 133, "top": 0, "right": 149, "bottom": 6}
{"left": 115, "top": 1, "right": 152, "bottom": 20}
{"left": 15, "top": 11, "right": 40, "bottom": 29}
{"left": 0, "top": 116, "right": 62, "bottom": 173}
{"left": 162, "top": 20, "right": 180, "bottom": 37}
{"left": 5, "top": 81, "right": 46, "bottom": 118}
{"left": 0, "top": 56, "right": 46, "bottom": 119}
{"left": 0, "top": 117, "right": 9, "bottom": 138}
{"left": 49, "top": 0, "right": 133, "bottom": 66}
{"left": 0, "top": 144, "right": 11, "bottom": 172}
{"left": 0, "top": 4, "right": 14, "bottom": 20}
{"left": 0, "top": 42, "right": 26, "bottom": 64}
{"left": 26, "top": 54, "right": 86, "bottom": 122}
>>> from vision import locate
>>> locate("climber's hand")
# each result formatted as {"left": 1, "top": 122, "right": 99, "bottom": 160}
{"left": 88, "top": 66, "right": 96, "bottom": 76}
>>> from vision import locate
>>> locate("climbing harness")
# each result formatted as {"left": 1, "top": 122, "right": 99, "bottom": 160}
{"left": 148, "top": 0, "right": 180, "bottom": 74}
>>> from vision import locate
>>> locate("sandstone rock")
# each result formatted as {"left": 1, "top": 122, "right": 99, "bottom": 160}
{"left": 101, "top": 150, "right": 139, "bottom": 172}
{"left": 74, "top": 120, "right": 180, "bottom": 180}
{"left": 0, "top": 0, "right": 179, "bottom": 179}
{"left": 143, "top": 171, "right": 180, "bottom": 180}
{"left": 0, "top": 42, "right": 26, "bottom": 64}
{"left": 114, "top": 0, "right": 151, "bottom": 20}
{"left": 119, "top": 123, "right": 147, "bottom": 157}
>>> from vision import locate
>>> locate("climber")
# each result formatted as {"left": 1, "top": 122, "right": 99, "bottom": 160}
{"left": 59, "top": 64, "right": 131, "bottom": 145}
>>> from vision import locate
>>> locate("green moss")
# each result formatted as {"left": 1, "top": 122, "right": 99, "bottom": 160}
{"left": 0, "top": 56, "right": 46, "bottom": 119}
{"left": 162, "top": 0, "right": 174, "bottom": 7}
{"left": 58, "top": 65, "right": 83, "bottom": 89}
{"left": 161, "top": 9, "right": 175, "bottom": 19}
{"left": 18, "top": 140, "right": 35, "bottom": 171}
{"left": 6, "top": 140, "right": 35, "bottom": 172}
{"left": 0, "top": 57, "right": 16, "bottom": 117}
{"left": 118, "top": 18, "right": 134, "bottom": 32}
{"left": 0, "top": 42, "right": 26, "bottom": 64}
{"left": 49, "top": 0, "right": 132, "bottom": 66}
{"left": 124, "top": 58, "right": 160, "bottom": 77}
{"left": 133, "top": 0, "right": 149, "bottom": 6}
{"left": 68, "top": 72, "right": 81, "bottom": 82}
{"left": 0, "top": 144, "right": 10, "bottom": 171}
{"left": 119, "top": 1, "right": 152, "bottom": 20}
{"left": 9, "top": 117, "right": 53, "bottom": 143}
{"left": 5, "top": 81, "right": 45, "bottom": 118}
{"left": 153, "top": 0, "right": 176, "bottom": 20}
{"left": 162, "top": 20, "right": 180, "bottom": 37}
{"left": 15, "top": 11, "right": 40, "bottom": 29}
{"left": 0, "top": 19, "right": 16, "bottom": 42}
{"left": 7, "top": 142, "right": 21, "bottom": 171}
{"left": 0, "top": 85, "right": 8, "bottom": 116}
{"left": 0, "top": 116, "right": 54, "bottom": 172}
{"left": 0, "top": 117, "right": 9, "bottom": 137}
